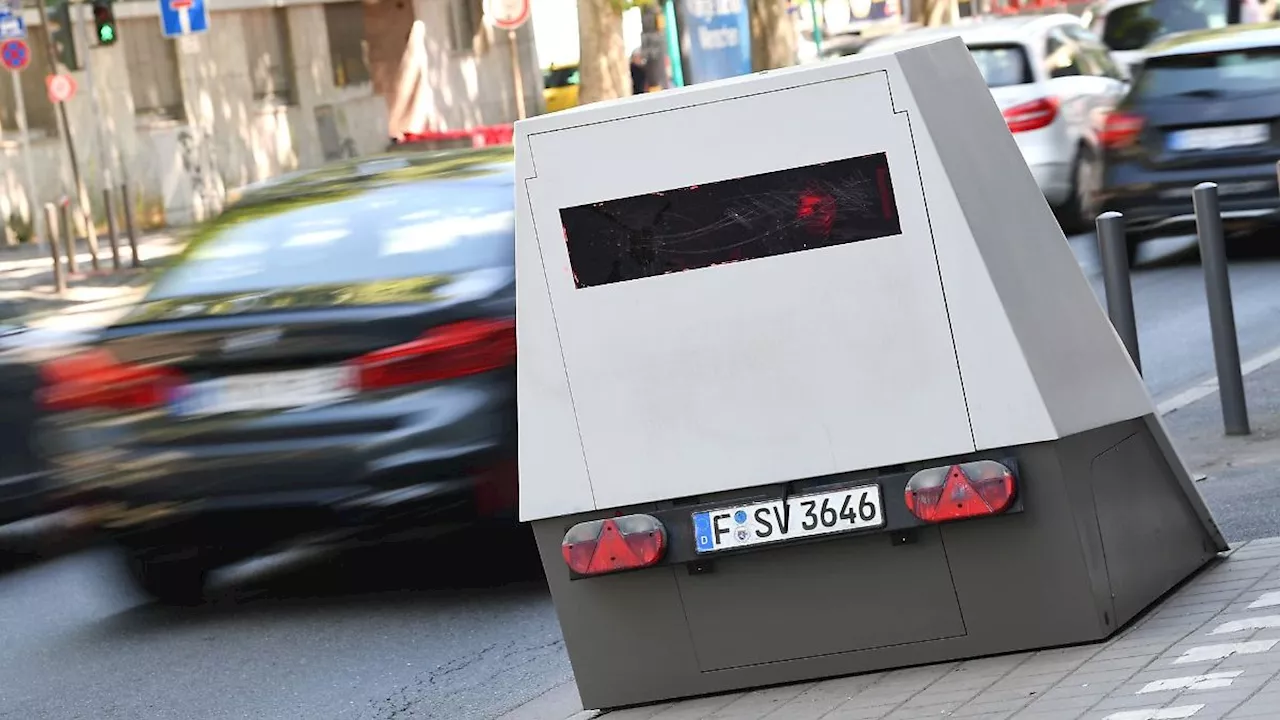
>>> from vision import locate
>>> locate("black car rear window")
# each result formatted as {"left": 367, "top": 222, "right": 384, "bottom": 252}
{"left": 1135, "top": 48, "right": 1280, "bottom": 99}
{"left": 145, "top": 179, "right": 514, "bottom": 301}
{"left": 1102, "top": 0, "right": 1228, "bottom": 51}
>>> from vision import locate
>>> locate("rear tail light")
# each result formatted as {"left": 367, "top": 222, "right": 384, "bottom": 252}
{"left": 1003, "top": 97, "right": 1059, "bottom": 134}
{"left": 348, "top": 318, "right": 515, "bottom": 391}
{"left": 561, "top": 514, "right": 667, "bottom": 577}
{"left": 38, "top": 349, "right": 185, "bottom": 412}
{"left": 904, "top": 460, "right": 1016, "bottom": 524}
{"left": 1099, "top": 112, "right": 1145, "bottom": 150}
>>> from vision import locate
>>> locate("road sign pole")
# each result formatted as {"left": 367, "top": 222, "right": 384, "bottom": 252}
{"left": 35, "top": 0, "right": 97, "bottom": 267}
{"left": 73, "top": 0, "right": 112, "bottom": 270}
{"left": 74, "top": 1, "right": 113, "bottom": 188}
{"left": 508, "top": 30, "right": 525, "bottom": 120}
{"left": 10, "top": 69, "right": 43, "bottom": 249}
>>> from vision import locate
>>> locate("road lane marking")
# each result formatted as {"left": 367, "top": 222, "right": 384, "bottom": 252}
{"left": 1158, "top": 343, "right": 1280, "bottom": 416}
{"left": 1211, "top": 616, "right": 1280, "bottom": 635}
{"left": 1249, "top": 592, "right": 1280, "bottom": 610}
{"left": 1174, "top": 640, "right": 1278, "bottom": 664}
{"left": 1138, "top": 671, "right": 1242, "bottom": 693}
{"left": 1104, "top": 705, "right": 1204, "bottom": 720}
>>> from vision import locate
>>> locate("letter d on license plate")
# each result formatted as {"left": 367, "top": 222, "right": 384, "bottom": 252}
{"left": 692, "top": 483, "right": 885, "bottom": 554}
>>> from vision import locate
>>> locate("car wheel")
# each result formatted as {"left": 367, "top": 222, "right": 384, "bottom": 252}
{"left": 124, "top": 547, "right": 209, "bottom": 606}
{"left": 1061, "top": 147, "right": 1101, "bottom": 235}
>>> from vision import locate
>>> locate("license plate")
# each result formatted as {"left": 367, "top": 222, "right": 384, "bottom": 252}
{"left": 1167, "top": 124, "right": 1270, "bottom": 152}
{"left": 171, "top": 367, "right": 355, "bottom": 416}
{"left": 692, "top": 483, "right": 885, "bottom": 554}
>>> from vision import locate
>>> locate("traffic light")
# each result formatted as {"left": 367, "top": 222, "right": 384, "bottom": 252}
{"left": 92, "top": 0, "right": 117, "bottom": 46}
{"left": 47, "top": 1, "right": 79, "bottom": 70}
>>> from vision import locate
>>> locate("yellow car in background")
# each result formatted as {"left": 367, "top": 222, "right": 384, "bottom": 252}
{"left": 543, "top": 63, "right": 579, "bottom": 113}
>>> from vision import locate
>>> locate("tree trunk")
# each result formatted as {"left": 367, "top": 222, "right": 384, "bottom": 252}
{"left": 578, "top": 0, "right": 631, "bottom": 103}
{"left": 750, "top": 0, "right": 798, "bottom": 71}
{"left": 909, "top": 0, "right": 953, "bottom": 25}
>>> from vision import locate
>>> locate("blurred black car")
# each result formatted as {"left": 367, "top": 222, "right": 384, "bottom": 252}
{"left": 0, "top": 322, "right": 92, "bottom": 527}
{"left": 37, "top": 148, "right": 518, "bottom": 603}
{"left": 1096, "top": 23, "right": 1280, "bottom": 260}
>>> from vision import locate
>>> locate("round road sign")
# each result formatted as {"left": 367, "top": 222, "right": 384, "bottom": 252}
{"left": 483, "top": 0, "right": 530, "bottom": 30}
{"left": 0, "top": 38, "right": 29, "bottom": 72}
{"left": 46, "top": 73, "right": 76, "bottom": 103}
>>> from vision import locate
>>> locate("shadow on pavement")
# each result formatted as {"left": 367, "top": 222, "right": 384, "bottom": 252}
{"left": 90, "top": 524, "right": 549, "bottom": 630}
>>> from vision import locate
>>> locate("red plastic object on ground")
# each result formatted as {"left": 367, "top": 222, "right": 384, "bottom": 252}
{"left": 396, "top": 124, "right": 514, "bottom": 148}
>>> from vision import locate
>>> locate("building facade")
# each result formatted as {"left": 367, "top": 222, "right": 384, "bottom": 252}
{"left": 0, "top": 0, "right": 542, "bottom": 237}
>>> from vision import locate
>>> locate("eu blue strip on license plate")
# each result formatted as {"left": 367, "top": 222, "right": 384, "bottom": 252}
{"left": 692, "top": 483, "right": 885, "bottom": 554}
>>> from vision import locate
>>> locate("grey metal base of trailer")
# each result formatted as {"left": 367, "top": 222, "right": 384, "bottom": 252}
{"left": 531, "top": 415, "right": 1227, "bottom": 710}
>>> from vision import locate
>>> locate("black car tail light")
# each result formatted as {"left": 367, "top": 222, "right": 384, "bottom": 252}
{"left": 1100, "top": 112, "right": 1145, "bottom": 150}
{"left": 38, "top": 349, "right": 186, "bottom": 412}
{"left": 347, "top": 318, "right": 515, "bottom": 391}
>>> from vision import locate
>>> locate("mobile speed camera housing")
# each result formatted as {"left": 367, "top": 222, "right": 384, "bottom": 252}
{"left": 514, "top": 38, "right": 1227, "bottom": 710}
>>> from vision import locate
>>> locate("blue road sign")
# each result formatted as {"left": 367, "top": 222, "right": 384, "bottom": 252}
{"left": 0, "top": 13, "right": 26, "bottom": 41}
{"left": 0, "top": 37, "right": 28, "bottom": 71}
{"left": 159, "top": 0, "right": 208, "bottom": 38}
{"left": 677, "top": 0, "right": 751, "bottom": 85}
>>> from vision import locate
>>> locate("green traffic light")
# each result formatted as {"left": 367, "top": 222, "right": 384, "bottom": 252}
{"left": 99, "top": 25, "right": 114, "bottom": 43}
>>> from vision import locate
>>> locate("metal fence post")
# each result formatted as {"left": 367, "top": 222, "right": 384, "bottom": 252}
{"left": 103, "top": 187, "right": 121, "bottom": 271}
{"left": 43, "top": 203, "right": 66, "bottom": 296}
{"left": 120, "top": 182, "right": 140, "bottom": 268}
{"left": 1192, "top": 182, "right": 1250, "bottom": 436}
{"left": 1095, "top": 211, "right": 1141, "bottom": 375}
{"left": 58, "top": 199, "right": 78, "bottom": 276}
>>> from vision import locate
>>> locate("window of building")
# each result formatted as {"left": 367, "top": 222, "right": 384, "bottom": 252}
{"left": 324, "top": 2, "right": 371, "bottom": 88}
{"left": 448, "top": 0, "right": 482, "bottom": 53}
{"left": 243, "top": 8, "right": 295, "bottom": 103}
{"left": 0, "top": 29, "right": 57, "bottom": 134}
{"left": 122, "top": 17, "right": 185, "bottom": 121}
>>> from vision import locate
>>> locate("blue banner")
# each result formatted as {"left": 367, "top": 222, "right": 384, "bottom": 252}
{"left": 679, "top": 0, "right": 752, "bottom": 84}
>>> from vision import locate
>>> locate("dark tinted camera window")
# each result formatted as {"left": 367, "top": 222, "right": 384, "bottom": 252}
{"left": 560, "top": 152, "right": 901, "bottom": 289}
{"left": 1136, "top": 49, "right": 1280, "bottom": 99}
{"left": 147, "top": 181, "right": 514, "bottom": 301}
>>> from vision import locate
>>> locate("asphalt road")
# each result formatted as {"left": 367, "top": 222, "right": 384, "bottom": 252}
{"left": 1, "top": 233, "right": 1279, "bottom": 720}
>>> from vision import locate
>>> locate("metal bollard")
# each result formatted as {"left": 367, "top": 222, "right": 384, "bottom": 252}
{"left": 103, "top": 187, "right": 121, "bottom": 271}
{"left": 82, "top": 207, "right": 101, "bottom": 272}
{"left": 43, "top": 203, "right": 66, "bottom": 296}
{"left": 58, "top": 199, "right": 78, "bottom": 275}
{"left": 120, "top": 182, "right": 140, "bottom": 268}
{"left": 1095, "top": 211, "right": 1141, "bottom": 375}
{"left": 1192, "top": 182, "right": 1250, "bottom": 436}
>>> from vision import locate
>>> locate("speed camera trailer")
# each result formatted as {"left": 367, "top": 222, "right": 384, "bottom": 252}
{"left": 514, "top": 38, "right": 1227, "bottom": 710}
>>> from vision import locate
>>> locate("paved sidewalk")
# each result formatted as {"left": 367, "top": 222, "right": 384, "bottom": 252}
{"left": 0, "top": 233, "right": 184, "bottom": 332}
{"left": 516, "top": 542, "right": 1280, "bottom": 720}
{"left": 512, "top": 355, "right": 1280, "bottom": 720}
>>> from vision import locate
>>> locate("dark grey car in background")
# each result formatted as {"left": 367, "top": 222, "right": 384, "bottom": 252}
{"left": 1096, "top": 24, "right": 1280, "bottom": 259}
{"left": 37, "top": 148, "right": 519, "bottom": 603}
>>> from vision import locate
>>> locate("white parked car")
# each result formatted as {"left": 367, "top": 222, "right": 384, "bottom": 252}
{"left": 1081, "top": 0, "right": 1158, "bottom": 74}
{"left": 1081, "top": 0, "right": 1233, "bottom": 76}
{"left": 862, "top": 15, "right": 1130, "bottom": 232}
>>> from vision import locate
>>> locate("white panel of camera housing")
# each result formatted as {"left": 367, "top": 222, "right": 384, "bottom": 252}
{"left": 515, "top": 38, "right": 1155, "bottom": 522}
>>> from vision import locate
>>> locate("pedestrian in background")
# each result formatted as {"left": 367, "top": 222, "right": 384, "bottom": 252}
{"left": 631, "top": 50, "right": 647, "bottom": 95}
